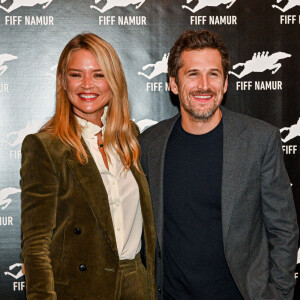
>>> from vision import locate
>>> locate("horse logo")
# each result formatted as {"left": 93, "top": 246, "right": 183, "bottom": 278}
{"left": 182, "top": 0, "right": 237, "bottom": 13}
{"left": 272, "top": 0, "right": 300, "bottom": 12}
{"left": 0, "top": 54, "right": 17, "bottom": 76}
{"left": 4, "top": 263, "right": 25, "bottom": 279}
{"left": 0, "top": 187, "right": 20, "bottom": 210}
{"left": 229, "top": 51, "right": 291, "bottom": 79}
{"left": 0, "top": 0, "right": 53, "bottom": 13}
{"left": 133, "top": 119, "right": 158, "bottom": 133}
{"left": 138, "top": 53, "right": 169, "bottom": 80}
{"left": 280, "top": 118, "right": 300, "bottom": 143}
{"left": 1, "top": 120, "right": 44, "bottom": 147}
{"left": 90, "top": 0, "right": 146, "bottom": 13}
{"left": 45, "top": 64, "right": 57, "bottom": 79}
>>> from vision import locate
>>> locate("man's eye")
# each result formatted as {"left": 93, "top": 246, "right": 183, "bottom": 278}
{"left": 210, "top": 73, "right": 218, "bottom": 77}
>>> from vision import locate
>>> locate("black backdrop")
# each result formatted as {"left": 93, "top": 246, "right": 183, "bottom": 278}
{"left": 0, "top": 0, "right": 299, "bottom": 298}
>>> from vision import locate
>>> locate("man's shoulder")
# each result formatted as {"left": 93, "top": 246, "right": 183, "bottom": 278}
{"left": 222, "top": 106, "right": 279, "bottom": 136}
{"left": 139, "top": 114, "right": 179, "bottom": 144}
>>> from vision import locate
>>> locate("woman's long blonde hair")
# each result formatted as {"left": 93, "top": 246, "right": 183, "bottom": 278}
{"left": 41, "top": 33, "right": 140, "bottom": 170}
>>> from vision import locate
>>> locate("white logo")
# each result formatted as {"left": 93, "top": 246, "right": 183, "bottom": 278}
{"left": 45, "top": 64, "right": 57, "bottom": 78}
{"left": 182, "top": 0, "right": 237, "bottom": 13}
{"left": 0, "top": 0, "right": 53, "bottom": 13}
{"left": 4, "top": 263, "right": 24, "bottom": 279}
{"left": 297, "top": 247, "right": 300, "bottom": 264}
{"left": 272, "top": 0, "right": 300, "bottom": 12}
{"left": 134, "top": 119, "right": 158, "bottom": 132}
{"left": 1, "top": 120, "right": 44, "bottom": 147}
{"left": 0, "top": 187, "right": 20, "bottom": 210}
{"left": 0, "top": 54, "right": 17, "bottom": 76}
{"left": 229, "top": 51, "right": 291, "bottom": 79}
{"left": 138, "top": 53, "right": 169, "bottom": 80}
{"left": 280, "top": 118, "right": 300, "bottom": 143}
{"left": 90, "top": 0, "right": 146, "bottom": 13}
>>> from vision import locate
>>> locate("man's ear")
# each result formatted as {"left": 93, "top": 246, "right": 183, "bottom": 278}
{"left": 169, "top": 76, "right": 179, "bottom": 95}
{"left": 223, "top": 75, "right": 228, "bottom": 94}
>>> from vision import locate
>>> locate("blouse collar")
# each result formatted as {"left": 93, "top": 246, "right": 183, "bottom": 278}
{"left": 76, "top": 106, "right": 108, "bottom": 139}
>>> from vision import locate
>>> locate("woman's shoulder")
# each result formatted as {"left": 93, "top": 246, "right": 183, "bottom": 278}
{"left": 22, "top": 132, "right": 70, "bottom": 157}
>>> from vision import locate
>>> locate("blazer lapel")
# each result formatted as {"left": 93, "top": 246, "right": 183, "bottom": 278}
{"left": 147, "top": 114, "right": 180, "bottom": 248}
{"left": 66, "top": 141, "right": 118, "bottom": 257}
{"left": 130, "top": 164, "right": 156, "bottom": 253}
{"left": 221, "top": 107, "right": 248, "bottom": 245}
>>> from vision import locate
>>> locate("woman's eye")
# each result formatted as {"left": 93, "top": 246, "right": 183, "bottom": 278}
{"left": 69, "top": 73, "right": 80, "bottom": 78}
{"left": 95, "top": 73, "right": 104, "bottom": 78}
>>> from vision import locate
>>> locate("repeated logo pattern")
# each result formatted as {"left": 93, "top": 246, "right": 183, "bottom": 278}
{"left": 1, "top": 120, "right": 44, "bottom": 147}
{"left": 0, "top": 54, "right": 17, "bottom": 76}
{"left": 182, "top": 0, "right": 238, "bottom": 13}
{"left": 138, "top": 53, "right": 169, "bottom": 80}
{"left": 229, "top": 51, "right": 291, "bottom": 79}
{"left": 0, "top": 0, "right": 53, "bottom": 13}
{"left": 272, "top": 0, "right": 300, "bottom": 12}
{"left": 90, "top": 0, "right": 146, "bottom": 13}
{"left": 0, "top": 1, "right": 299, "bottom": 298}
{"left": 280, "top": 118, "right": 300, "bottom": 143}
{"left": 0, "top": 187, "right": 20, "bottom": 210}
{"left": 4, "top": 263, "right": 24, "bottom": 279}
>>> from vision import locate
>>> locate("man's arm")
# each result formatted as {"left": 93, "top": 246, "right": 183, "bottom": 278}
{"left": 261, "top": 129, "right": 299, "bottom": 299}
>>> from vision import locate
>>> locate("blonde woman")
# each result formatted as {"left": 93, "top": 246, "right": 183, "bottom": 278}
{"left": 21, "top": 33, "right": 156, "bottom": 300}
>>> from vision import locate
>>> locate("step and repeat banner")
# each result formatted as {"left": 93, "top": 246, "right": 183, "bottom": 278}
{"left": 0, "top": 0, "right": 299, "bottom": 299}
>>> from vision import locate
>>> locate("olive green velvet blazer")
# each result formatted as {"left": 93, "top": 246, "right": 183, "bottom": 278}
{"left": 21, "top": 129, "right": 156, "bottom": 300}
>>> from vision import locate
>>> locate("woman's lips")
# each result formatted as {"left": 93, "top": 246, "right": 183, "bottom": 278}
{"left": 78, "top": 93, "right": 98, "bottom": 101}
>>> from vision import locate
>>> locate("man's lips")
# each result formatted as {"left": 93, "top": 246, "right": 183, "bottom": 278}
{"left": 78, "top": 93, "right": 98, "bottom": 101}
{"left": 192, "top": 93, "right": 215, "bottom": 101}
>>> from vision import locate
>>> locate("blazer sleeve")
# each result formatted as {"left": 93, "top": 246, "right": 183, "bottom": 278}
{"left": 260, "top": 129, "right": 299, "bottom": 299}
{"left": 20, "top": 134, "right": 59, "bottom": 300}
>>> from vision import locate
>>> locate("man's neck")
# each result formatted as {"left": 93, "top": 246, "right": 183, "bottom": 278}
{"left": 181, "top": 108, "right": 222, "bottom": 135}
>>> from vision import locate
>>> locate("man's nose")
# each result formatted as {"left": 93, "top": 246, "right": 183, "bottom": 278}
{"left": 197, "top": 75, "right": 209, "bottom": 90}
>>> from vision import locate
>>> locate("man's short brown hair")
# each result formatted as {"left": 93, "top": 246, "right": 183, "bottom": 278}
{"left": 168, "top": 30, "right": 230, "bottom": 82}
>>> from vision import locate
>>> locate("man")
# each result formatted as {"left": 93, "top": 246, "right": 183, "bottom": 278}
{"left": 139, "top": 30, "right": 299, "bottom": 300}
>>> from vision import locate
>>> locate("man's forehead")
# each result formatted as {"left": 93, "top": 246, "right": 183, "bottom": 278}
{"left": 180, "top": 48, "right": 223, "bottom": 70}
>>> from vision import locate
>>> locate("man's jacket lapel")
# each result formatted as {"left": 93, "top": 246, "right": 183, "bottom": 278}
{"left": 221, "top": 107, "right": 248, "bottom": 245}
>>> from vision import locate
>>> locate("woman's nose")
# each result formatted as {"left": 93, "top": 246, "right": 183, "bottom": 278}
{"left": 82, "top": 75, "right": 93, "bottom": 89}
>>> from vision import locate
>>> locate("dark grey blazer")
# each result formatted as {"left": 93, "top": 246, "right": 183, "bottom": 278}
{"left": 139, "top": 106, "right": 299, "bottom": 300}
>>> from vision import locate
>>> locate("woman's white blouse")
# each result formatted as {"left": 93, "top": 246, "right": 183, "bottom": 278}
{"left": 76, "top": 112, "right": 142, "bottom": 260}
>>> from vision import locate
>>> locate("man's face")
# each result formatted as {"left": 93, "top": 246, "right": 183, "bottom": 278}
{"left": 170, "top": 48, "right": 228, "bottom": 122}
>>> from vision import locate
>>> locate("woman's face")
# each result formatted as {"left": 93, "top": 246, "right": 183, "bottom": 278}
{"left": 63, "top": 49, "right": 112, "bottom": 124}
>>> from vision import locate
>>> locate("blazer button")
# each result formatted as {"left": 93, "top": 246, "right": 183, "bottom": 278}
{"left": 74, "top": 228, "right": 81, "bottom": 235}
{"left": 79, "top": 264, "right": 87, "bottom": 271}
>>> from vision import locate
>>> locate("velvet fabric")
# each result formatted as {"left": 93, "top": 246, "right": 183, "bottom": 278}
{"left": 20, "top": 124, "right": 156, "bottom": 300}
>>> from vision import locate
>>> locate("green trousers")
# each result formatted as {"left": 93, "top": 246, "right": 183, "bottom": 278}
{"left": 116, "top": 254, "right": 154, "bottom": 300}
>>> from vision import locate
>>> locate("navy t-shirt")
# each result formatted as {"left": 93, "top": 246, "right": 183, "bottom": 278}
{"left": 163, "top": 118, "right": 243, "bottom": 300}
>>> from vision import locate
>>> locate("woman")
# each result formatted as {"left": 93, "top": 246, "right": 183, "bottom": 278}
{"left": 21, "top": 33, "right": 156, "bottom": 300}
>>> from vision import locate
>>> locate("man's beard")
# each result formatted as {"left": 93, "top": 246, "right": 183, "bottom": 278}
{"left": 180, "top": 90, "right": 221, "bottom": 122}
